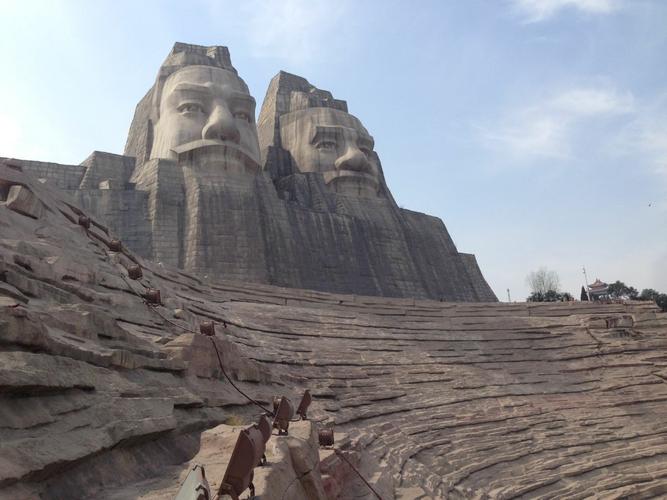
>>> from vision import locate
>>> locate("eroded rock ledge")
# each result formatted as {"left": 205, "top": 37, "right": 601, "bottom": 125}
{"left": 1, "top": 161, "right": 667, "bottom": 499}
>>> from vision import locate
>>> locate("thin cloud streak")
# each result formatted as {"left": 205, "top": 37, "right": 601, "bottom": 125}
{"left": 476, "top": 86, "right": 636, "bottom": 162}
{"left": 510, "top": 0, "right": 621, "bottom": 23}
{"left": 550, "top": 88, "right": 634, "bottom": 115}
{"left": 612, "top": 92, "right": 667, "bottom": 184}
{"left": 477, "top": 115, "right": 571, "bottom": 160}
{"left": 206, "top": 0, "right": 350, "bottom": 67}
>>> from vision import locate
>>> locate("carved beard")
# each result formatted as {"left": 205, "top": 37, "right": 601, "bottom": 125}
{"left": 175, "top": 140, "right": 262, "bottom": 273}
{"left": 174, "top": 140, "right": 261, "bottom": 180}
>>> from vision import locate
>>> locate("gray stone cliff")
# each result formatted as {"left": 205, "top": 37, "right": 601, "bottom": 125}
{"left": 3, "top": 43, "right": 496, "bottom": 302}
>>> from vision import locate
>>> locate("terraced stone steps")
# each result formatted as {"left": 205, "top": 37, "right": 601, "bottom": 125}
{"left": 1, "top": 162, "right": 666, "bottom": 498}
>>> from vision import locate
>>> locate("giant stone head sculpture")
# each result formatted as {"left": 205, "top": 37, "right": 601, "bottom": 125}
{"left": 125, "top": 43, "right": 260, "bottom": 174}
{"left": 279, "top": 107, "right": 380, "bottom": 197}
{"left": 258, "top": 72, "right": 390, "bottom": 199}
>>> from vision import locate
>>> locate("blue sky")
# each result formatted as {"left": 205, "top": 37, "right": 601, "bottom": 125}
{"left": 1, "top": 0, "right": 665, "bottom": 300}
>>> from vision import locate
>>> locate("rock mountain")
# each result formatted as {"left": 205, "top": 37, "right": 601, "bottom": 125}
{"left": 3, "top": 43, "right": 496, "bottom": 302}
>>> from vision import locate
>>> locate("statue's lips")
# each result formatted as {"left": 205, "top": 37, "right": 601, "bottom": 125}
{"left": 172, "top": 140, "right": 261, "bottom": 172}
{"left": 323, "top": 169, "right": 380, "bottom": 192}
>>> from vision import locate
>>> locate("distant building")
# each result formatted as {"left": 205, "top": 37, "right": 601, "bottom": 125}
{"left": 588, "top": 279, "right": 609, "bottom": 301}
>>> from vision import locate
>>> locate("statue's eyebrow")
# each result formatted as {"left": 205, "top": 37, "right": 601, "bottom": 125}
{"left": 312, "top": 125, "right": 374, "bottom": 149}
{"left": 227, "top": 92, "right": 256, "bottom": 108}
{"left": 170, "top": 83, "right": 255, "bottom": 106}
{"left": 171, "top": 82, "right": 212, "bottom": 94}
{"left": 311, "top": 125, "right": 345, "bottom": 143}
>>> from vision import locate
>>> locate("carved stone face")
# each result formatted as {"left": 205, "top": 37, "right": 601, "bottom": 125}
{"left": 151, "top": 65, "right": 261, "bottom": 170}
{"left": 280, "top": 108, "right": 381, "bottom": 197}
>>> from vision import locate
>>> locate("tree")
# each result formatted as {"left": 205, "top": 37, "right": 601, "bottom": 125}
{"left": 640, "top": 289, "right": 667, "bottom": 312}
{"left": 659, "top": 295, "right": 667, "bottom": 312}
{"left": 639, "top": 289, "right": 660, "bottom": 301}
{"left": 526, "top": 268, "right": 560, "bottom": 296}
{"left": 580, "top": 286, "right": 589, "bottom": 301}
{"left": 527, "top": 290, "right": 573, "bottom": 302}
{"left": 607, "top": 281, "right": 638, "bottom": 300}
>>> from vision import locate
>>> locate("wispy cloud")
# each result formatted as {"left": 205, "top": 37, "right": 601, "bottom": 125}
{"left": 209, "top": 0, "right": 350, "bottom": 66}
{"left": 478, "top": 114, "right": 570, "bottom": 159}
{"left": 639, "top": 125, "right": 667, "bottom": 179}
{"left": 550, "top": 88, "right": 634, "bottom": 115}
{"left": 477, "top": 86, "right": 634, "bottom": 160}
{"left": 510, "top": 0, "right": 621, "bottom": 23}
{"left": 612, "top": 92, "right": 667, "bottom": 181}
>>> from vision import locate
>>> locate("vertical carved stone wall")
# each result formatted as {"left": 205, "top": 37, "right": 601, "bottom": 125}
{"left": 4, "top": 43, "right": 497, "bottom": 302}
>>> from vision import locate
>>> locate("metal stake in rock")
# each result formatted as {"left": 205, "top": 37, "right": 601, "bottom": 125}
{"left": 127, "top": 265, "right": 143, "bottom": 280}
{"left": 143, "top": 288, "right": 162, "bottom": 306}
{"left": 318, "top": 427, "right": 334, "bottom": 447}
{"left": 200, "top": 321, "right": 215, "bottom": 336}
{"left": 78, "top": 215, "right": 91, "bottom": 229}
{"left": 108, "top": 239, "right": 122, "bottom": 252}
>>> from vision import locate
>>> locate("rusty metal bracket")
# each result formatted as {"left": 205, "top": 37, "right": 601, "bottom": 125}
{"left": 254, "top": 415, "right": 272, "bottom": 466}
{"left": 200, "top": 321, "right": 215, "bottom": 336}
{"left": 108, "top": 239, "right": 122, "bottom": 252}
{"left": 296, "top": 389, "right": 312, "bottom": 420}
{"left": 127, "top": 264, "right": 143, "bottom": 280}
{"left": 217, "top": 427, "right": 265, "bottom": 499}
{"left": 143, "top": 288, "right": 162, "bottom": 306}
{"left": 273, "top": 397, "right": 294, "bottom": 436}
{"left": 78, "top": 215, "right": 91, "bottom": 229}
{"left": 318, "top": 428, "right": 334, "bottom": 447}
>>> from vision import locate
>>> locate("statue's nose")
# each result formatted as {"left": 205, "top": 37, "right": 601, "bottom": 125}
{"left": 202, "top": 103, "right": 240, "bottom": 144}
{"left": 334, "top": 146, "right": 372, "bottom": 173}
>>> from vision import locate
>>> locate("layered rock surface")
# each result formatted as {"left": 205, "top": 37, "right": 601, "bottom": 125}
{"left": 1, "top": 161, "right": 667, "bottom": 499}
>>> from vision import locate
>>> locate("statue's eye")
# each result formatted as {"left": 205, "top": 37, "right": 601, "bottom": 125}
{"left": 360, "top": 147, "right": 372, "bottom": 157}
{"left": 178, "top": 103, "right": 204, "bottom": 114}
{"left": 316, "top": 141, "right": 336, "bottom": 151}
{"left": 233, "top": 111, "right": 250, "bottom": 121}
